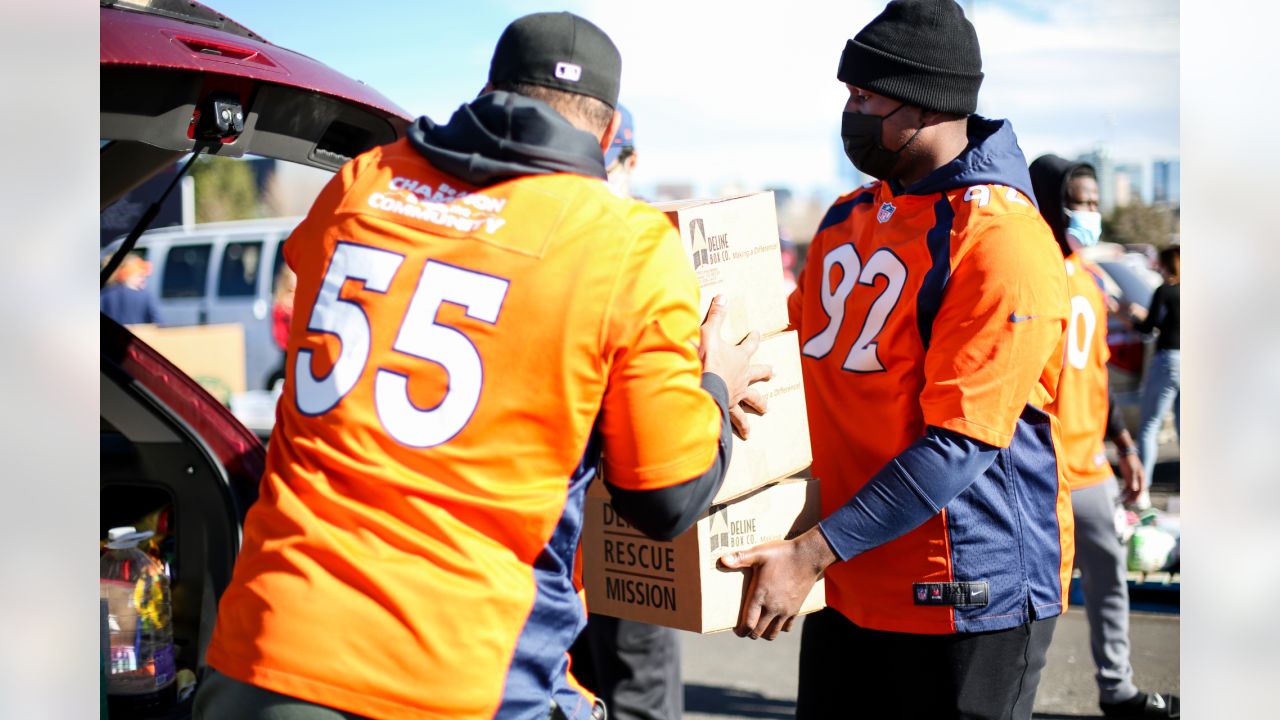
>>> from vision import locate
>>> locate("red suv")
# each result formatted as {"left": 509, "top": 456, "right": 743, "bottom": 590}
{"left": 100, "top": 2, "right": 410, "bottom": 716}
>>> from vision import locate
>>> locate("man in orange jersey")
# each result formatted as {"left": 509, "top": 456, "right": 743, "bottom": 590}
{"left": 1030, "top": 154, "right": 1179, "bottom": 718}
{"left": 195, "top": 12, "right": 767, "bottom": 720}
{"left": 721, "top": 2, "right": 1073, "bottom": 718}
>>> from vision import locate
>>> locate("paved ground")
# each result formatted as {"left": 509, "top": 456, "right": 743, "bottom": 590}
{"left": 680, "top": 608, "right": 1179, "bottom": 720}
{"left": 679, "top": 457, "right": 1180, "bottom": 719}
{"left": 1033, "top": 609, "right": 1179, "bottom": 718}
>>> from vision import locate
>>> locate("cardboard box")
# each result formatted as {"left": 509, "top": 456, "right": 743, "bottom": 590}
{"left": 591, "top": 329, "right": 809, "bottom": 505}
{"left": 129, "top": 323, "right": 246, "bottom": 404}
{"left": 713, "top": 329, "right": 812, "bottom": 504}
{"left": 653, "top": 192, "right": 790, "bottom": 343}
{"left": 582, "top": 478, "right": 826, "bottom": 633}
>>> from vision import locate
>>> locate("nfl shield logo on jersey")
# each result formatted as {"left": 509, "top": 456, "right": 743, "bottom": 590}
{"left": 877, "top": 202, "right": 896, "bottom": 223}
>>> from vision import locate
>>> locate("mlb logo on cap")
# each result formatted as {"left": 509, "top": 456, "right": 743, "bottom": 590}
{"left": 555, "top": 62, "right": 582, "bottom": 82}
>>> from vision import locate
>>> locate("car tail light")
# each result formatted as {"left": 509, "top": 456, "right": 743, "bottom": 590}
{"left": 176, "top": 36, "right": 277, "bottom": 67}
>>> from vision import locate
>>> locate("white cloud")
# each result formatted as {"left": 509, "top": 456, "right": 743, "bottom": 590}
{"left": 973, "top": 0, "right": 1177, "bottom": 55}
{"left": 977, "top": 1, "right": 1179, "bottom": 188}
{"left": 581, "top": 0, "right": 881, "bottom": 196}
{"left": 579, "top": 0, "right": 1178, "bottom": 200}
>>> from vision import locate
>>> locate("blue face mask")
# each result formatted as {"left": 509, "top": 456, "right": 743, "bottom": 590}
{"left": 1064, "top": 209, "right": 1102, "bottom": 247}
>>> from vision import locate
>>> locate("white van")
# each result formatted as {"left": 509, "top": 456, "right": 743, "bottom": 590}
{"left": 102, "top": 216, "right": 303, "bottom": 391}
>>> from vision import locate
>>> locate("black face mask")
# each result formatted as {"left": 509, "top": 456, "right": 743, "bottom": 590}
{"left": 841, "top": 103, "right": 925, "bottom": 181}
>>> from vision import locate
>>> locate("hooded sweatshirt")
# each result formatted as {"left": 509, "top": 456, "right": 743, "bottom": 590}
{"left": 207, "top": 91, "right": 731, "bottom": 720}
{"left": 789, "top": 116, "right": 1073, "bottom": 634}
{"left": 408, "top": 90, "right": 609, "bottom": 185}
{"left": 1029, "top": 153, "right": 1088, "bottom": 257}
{"left": 1030, "top": 154, "right": 1123, "bottom": 491}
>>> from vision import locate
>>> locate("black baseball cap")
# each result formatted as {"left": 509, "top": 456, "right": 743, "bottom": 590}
{"left": 488, "top": 12, "right": 622, "bottom": 109}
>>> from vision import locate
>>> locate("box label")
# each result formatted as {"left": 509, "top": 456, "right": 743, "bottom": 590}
{"left": 597, "top": 504, "right": 680, "bottom": 612}
{"left": 654, "top": 192, "right": 790, "bottom": 341}
{"left": 582, "top": 480, "right": 826, "bottom": 633}
{"left": 707, "top": 506, "right": 759, "bottom": 554}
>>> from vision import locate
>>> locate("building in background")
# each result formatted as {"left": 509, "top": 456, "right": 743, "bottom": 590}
{"left": 1076, "top": 148, "right": 1176, "bottom": 212}
{"left": 1077, "top": 146, "right": 1117, "bottom": 214}
{"left": 1152, "top": 159, "right": 1180, "bottom": 205}
{"left": 1113, "top": 162, "right": 1144, "bottom": 208}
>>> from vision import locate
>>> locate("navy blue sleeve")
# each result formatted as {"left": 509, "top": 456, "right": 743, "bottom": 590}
{"left": 817, "top": 426, "right": 999, "bottom": 562}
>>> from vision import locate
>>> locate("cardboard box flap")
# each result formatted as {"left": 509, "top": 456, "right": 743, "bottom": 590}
{"left": 652, "top": 191, "right": 790, "bottom": 340}
{"left": 650, "top": 192, "right": 766, "bottom": 213}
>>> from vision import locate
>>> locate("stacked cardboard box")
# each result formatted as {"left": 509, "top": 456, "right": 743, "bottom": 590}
{"left": 582, "top": 478, "right": 824, "bottom": 633}
{"left": 653, "top": 191, "right": 789, "bottom": 345}
{"left": 654, "top": 191, "right": 812, "bottom": 503}
{"left": 581, "top": 192, "right": 823, "bottom": 633}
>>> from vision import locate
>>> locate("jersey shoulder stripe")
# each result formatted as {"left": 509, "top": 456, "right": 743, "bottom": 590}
{"left": 816, "top": 187, "right": 877, "bottom": 234}
{"left": 917, "top": 193, "right": 957, "bottom": 350}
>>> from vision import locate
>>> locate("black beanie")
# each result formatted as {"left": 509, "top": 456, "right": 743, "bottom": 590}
{"left": 838, "top": 0, "right": 984, "bottom": 115}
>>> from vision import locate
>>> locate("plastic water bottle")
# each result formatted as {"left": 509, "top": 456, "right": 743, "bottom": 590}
{"left": 100, "top": 526, "right": 177, "bottom": 713}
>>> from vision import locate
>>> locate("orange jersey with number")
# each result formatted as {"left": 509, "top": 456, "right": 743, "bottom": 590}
{"left": 1045, "top": 254, "right": 1114, "bottom": 490}
{"left": 789, "top": 123, "right": 1074, "bottom": 635}
{"left": 205, "top": 137, "right": 721, "bottom": 720}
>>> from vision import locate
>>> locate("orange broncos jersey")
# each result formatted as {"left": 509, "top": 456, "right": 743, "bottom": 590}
{"left": 1045, "top": 254, "right": 1114, "bottom": 490}
{"left": 205, "top": 138, "right": 722, "bottom": 720}
{"left": 790, "top": 170, "right": 1074, "bottom": 635}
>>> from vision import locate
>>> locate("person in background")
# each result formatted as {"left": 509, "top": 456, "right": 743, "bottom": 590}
{"left": 569, "top": 105, "right": 685, "bottom": 720}
{"left": 1030, "top": 154, "right": 1179, "bottom": 718}
{"left": 1123, "top": 245, "right": 1180, "bottom": 509}
{"left": 101, "top": 252, "right": 161, "bottom": 325}
{"left": 604, "top": 105, "right": 639, "bottom": 198}
{"left": 265, "top": 265, "right": 297, "bottom": 391}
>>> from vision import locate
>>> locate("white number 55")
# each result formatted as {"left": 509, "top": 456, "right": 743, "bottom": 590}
{"left": 295, "top": 241, "right": 510, "bottom": 448}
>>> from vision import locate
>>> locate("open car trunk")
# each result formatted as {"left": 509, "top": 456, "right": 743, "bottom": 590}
{"left": 101, "top": 0, "right": 411, "bottom": 207}
{"left": 100, "top": 2, "right": 413, "bottom": 715}
{"left": 101, "top": 314, "right": 264, "bottom": 718}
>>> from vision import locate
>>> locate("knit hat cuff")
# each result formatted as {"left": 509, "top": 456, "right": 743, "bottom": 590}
{"left": 837, "top": 38, "right": 983, "bottom": 115}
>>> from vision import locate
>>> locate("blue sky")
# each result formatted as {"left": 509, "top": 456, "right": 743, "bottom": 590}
{"left": 210, "top": 0, "right": 1178, "bottom": 201}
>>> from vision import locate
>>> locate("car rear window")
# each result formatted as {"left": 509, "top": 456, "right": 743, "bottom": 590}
{"left": 161, "top": 244, "right": 212, "bottom": 299}
{"left": 218, "top": 241, "right": 263, "bottom": 298}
